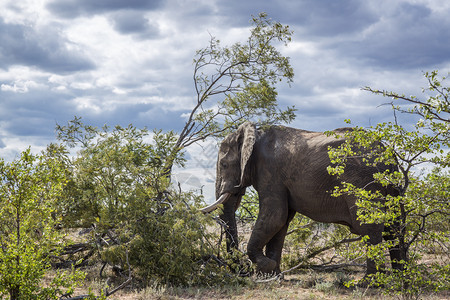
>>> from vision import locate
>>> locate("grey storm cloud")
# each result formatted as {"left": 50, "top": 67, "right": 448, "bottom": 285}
{"left": 215, "top": 0, "right": 450, "bottom": 69}
{"left": 291, "top": 0, "right": 378, "bottom": 36}
{"left": 0, "top": 18, "right": 95, "bottom": 73}
{"left": 331, "top": 2, "right": 450, "bottom": 69}
{"left": 110, "top": 10, "right": 160, "bottom": 39}
{"left": 215, "top": 0, "right": 378, "bottom": 35}
{"left": 46, "top": 0, "right": 163, "bottom": 19}
{"left": 0, "top": 86, "right": 76, "bottom": 137}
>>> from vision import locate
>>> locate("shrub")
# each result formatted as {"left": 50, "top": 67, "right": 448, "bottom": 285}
{"left": 0, "top": 148, "right": 84, "bottom": 299}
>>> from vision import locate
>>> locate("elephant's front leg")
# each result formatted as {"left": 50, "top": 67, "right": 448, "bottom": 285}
{"left": 265, "top": 209, "right": 296, "bottom": 273}
{"left": 247, "top": 193, "right": 289, "bottom": 274}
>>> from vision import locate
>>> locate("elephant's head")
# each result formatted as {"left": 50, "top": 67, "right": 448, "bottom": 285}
{"left": 201, "top": 122, "right": 257, "bottom": 213}
{"left": 216, "top": 122, "right": 256, "bottom": 197}
{"left": 201, "top": 122, "right": 256, "bottom": 253}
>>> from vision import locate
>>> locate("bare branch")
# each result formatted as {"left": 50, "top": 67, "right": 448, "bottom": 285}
{"left": 258, "top": 236, "right": 363, "bottom": 282}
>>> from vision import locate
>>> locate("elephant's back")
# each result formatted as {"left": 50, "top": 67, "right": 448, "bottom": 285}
{"left": 257, "top": 126, "right": 343, "bottom": 183}
{"left": 263, "top": 127, "right": 356, "bottom": 223}
{"left": 260, "top": 125, "right": 349, "bottom": 146}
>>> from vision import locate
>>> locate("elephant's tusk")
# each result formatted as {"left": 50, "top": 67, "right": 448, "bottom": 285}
{"left": 200, "top": 193, "right": 231, "bottom": 214}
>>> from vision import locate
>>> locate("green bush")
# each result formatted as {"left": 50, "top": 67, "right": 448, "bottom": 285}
{"left": 328, "top": 71, "right": 450, "bottom": 298}
{"left": 54, "top": 118, "right": 250, "bottom": 287}
{"left": 128, "top": 193, "right": 217, "bottom": 286}
{"left": 0, "top": 149, "right": 84, "bottom": 299}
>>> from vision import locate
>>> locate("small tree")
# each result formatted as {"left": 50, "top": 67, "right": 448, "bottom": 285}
{"left": 55, "top": 117, "right": 185, "bottom": 230}
{"left": 55, "top": 118, "right": 241, "bottom": 287}
{"left": 166, "top": 12, "right": 296, "bottom": 173}
{"left": 327, "top": 71, "right": 450, "bottom": 298}
{"left": 0, "top": 148, "right": 84, "bottom": 300}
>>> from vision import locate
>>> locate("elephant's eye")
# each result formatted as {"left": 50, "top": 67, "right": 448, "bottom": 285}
{"left": 220, "top": 161, "right": 228, "bottom": 169}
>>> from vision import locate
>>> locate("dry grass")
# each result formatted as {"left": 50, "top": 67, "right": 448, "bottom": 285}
{"left": 72, "top": 268, "right": 450, "bottom": 300}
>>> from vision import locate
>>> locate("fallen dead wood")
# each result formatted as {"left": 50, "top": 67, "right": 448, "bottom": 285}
{"left": 255, "top": 236, "right": 362, "bottom": 283}
{"left": 59, "top": 248, "right": 133, "bottom": 300}
{"left": 62, "top": 243, "right": 92, "bottom": 254}
{"left": 51, "top": 242, "right": 95, "bottom": 269}
{"left": 254, "top": 262, "right": 364, "bottom": 283}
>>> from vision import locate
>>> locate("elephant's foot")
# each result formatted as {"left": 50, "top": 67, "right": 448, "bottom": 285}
{"left": 255, "top": 256, "right": 277, "bottom": 274}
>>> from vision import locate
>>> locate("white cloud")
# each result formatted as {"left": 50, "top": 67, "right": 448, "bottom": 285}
{"left": 1, "top": 82, "right": 29, "bottom": 93}
{"left": 70, "top": 81, "right": 94, "bottom": 90}
{"left": 172, "top": 138, "right": 218, "bottom": 201}
{"left": 112, "top": 87, "right": 126, "bottom": 95}
{"left": 73, "top": 97, "right": 102, "bottom": 113}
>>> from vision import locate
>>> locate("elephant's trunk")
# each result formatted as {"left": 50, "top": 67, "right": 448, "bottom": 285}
{"left": 200, "top": 193, "right": 231, "bottom": 213}
{"left": 220, "top": 193, "right": 241, "bottom": 252}
{"left": 200, "top": 192, "right": 240, "bottom": 252}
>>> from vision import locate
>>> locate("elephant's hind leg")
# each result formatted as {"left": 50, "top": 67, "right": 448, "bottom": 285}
{"left": 361, "top": 223, "right": 384, "bottom": 276}
{"left": 384, "top": 223, "right": 407, "bottom": 271}
{"left": 247, "top": 192, "right": 289, "bottom": 274}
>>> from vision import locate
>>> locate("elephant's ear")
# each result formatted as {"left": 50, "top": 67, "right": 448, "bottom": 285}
{"left": 238, "top": 122, "right": 256, "bottom": 187}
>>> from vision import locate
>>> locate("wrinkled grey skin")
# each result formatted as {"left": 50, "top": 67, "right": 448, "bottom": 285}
{"left": 216, "top": 122, "right": 403, "bottom": 275}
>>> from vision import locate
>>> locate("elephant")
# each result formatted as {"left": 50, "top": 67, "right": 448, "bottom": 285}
{"left": 201, "top": 122, "right": 405, "bottom": 276}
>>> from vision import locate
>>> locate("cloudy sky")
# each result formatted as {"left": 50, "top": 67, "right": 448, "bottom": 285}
{"left": 1, "top": 0, "right": 450, "bottom": 198}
